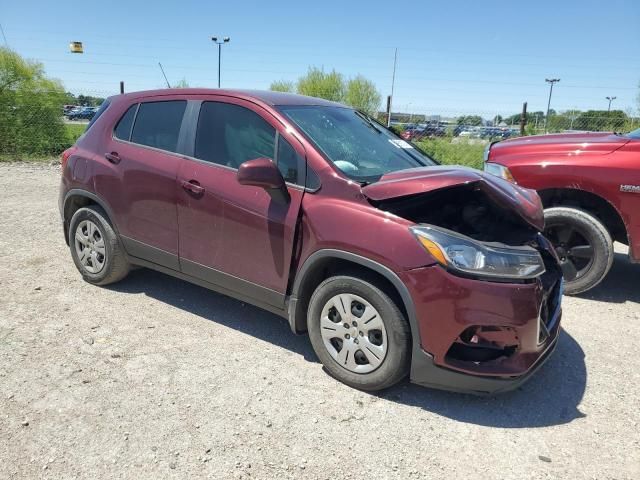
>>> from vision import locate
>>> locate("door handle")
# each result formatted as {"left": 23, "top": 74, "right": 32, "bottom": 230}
{"left": 105, "top": 152, "right": 121, "bottom": 164}
{"left": 181, "top": 179, "right": 205, "bottom": 195}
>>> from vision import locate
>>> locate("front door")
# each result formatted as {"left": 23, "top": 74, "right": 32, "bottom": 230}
{"left": 177, "top": 98, "right": 306, "bottom": 308}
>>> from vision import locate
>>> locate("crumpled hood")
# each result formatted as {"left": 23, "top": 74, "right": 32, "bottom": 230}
{"left": 362, "top": 166, "right": 545, "bottom": 231}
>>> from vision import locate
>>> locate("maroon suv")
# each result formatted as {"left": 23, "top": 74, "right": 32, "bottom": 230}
{"left": 59, "top": 89, "right": 562, "bottom": 394}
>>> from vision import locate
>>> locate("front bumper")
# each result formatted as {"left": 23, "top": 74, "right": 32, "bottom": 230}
{"left": 400, "top": 257, "right": 562, "bottom": 394}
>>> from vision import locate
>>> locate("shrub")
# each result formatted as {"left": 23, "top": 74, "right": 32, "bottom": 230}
{"left": 0, "top": 47, "right": 69, "bottom": 159}
{"left": 416, "top": 138, "right": 485, "bottom": 169}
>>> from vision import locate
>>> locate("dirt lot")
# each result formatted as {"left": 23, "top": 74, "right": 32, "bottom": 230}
{"left": 1, "top": 162, "right": 639, "bottom": 480}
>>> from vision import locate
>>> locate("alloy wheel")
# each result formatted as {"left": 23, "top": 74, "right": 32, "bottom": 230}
{"left": 545, "top": 223, "right": 594, "bottom": 281}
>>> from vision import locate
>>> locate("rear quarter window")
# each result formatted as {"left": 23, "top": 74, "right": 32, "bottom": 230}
{"left": 84, "top": 99, "right": 110, "bottom": 132}
{"left": 113, "top": 104, "right": 138, "bottom": 141}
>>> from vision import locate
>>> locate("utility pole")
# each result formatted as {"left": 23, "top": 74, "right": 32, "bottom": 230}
{"left": 606, "top": 96, "right": 616, "bottom": 112}
{"left": 520, "top": 102, "right": 527, "bottom": 136}
{"left": 387, "top": 48, "right": 397, "bottom": 127}
{"left": 544, "top": 78, "right": 560, "bottom": 131}
{"left": 211, "top": 36, "right": 230, "bottom": 88}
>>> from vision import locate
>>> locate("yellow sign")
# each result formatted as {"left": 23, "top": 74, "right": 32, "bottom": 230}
{"left": 69, "top": 42, "right": 84, "bottom": 53}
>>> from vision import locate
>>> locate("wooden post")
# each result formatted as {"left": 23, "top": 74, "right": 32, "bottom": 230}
{"left": 120, "top": 81, "right": 124, "bottom": 94}
{"left": 386, "top": 95, "right": 392, "bottom": 127}
{"left": 520, "top": 102, "right": 527, "bottom": 136}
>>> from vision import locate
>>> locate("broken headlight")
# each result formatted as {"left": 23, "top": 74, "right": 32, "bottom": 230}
{"left": 411, "top": 225, "right": 545, "bottom": 280}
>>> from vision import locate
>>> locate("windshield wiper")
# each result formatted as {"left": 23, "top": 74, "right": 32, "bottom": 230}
{"left": 355, "top": 111, "right": 383, "bottom": 134}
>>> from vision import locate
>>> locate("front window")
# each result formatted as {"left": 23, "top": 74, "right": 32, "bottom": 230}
{"left": 279, "top": 105, "right": 436, "bottom": 183}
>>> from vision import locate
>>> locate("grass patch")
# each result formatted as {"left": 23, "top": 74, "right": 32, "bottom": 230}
{"left": 65, "top": 123, "right": 86, "bottom": 144}
{"left": 0, "top": 123, "right": 86, "bottom": 162}
{"left": 416, "top": 138, "right": 486, "bottom": 170}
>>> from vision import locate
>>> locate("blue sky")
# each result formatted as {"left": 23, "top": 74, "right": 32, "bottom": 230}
{"left": 2, "top": 0, "right": 639, "bottom": 118}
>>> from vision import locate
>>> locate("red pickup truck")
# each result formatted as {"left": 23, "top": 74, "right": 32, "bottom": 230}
{"left": 484, "top": 129, "right": 640, "bottom": 294}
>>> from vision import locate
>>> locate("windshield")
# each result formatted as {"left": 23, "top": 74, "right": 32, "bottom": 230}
{"left": 625, "top": 128, "right": 640, "bottom": 139}
{"left": 278, "top": 105, "right": 436, "bottom": 182}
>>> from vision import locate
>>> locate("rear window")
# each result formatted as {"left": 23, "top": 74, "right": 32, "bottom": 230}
{"left": 113, "top": 104, "right": 137, "bottom": 141}
{"left": 130, "top": 101, "right": 187, "bottom": 153}
{"left": 85, "top": 99, "right": 110, "bottom": 132}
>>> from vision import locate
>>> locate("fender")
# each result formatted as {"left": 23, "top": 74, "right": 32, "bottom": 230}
{"left": 62, "top": 188, "right": 120, "bottom": 242}
{"left": 288, "top": 248, "right": 421, "bottom": 354}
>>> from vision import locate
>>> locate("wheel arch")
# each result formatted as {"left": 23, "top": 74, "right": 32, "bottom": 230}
{"left": 63, "top": 189, "right": 119, "bottom": 245}
{"left": 288, "top": 249, "right": 419, "bottom": 347}
{"left": 538, "top": 188, "right": 628, "bottom": 245}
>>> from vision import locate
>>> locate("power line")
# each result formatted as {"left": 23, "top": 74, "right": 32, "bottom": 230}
{"left": 0, "top": 23, "right": 8, "bottom": 46}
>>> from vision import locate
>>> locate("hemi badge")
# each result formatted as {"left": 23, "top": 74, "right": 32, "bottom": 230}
{"left": 620, "top": 184, "right": 640, "bottom": 193}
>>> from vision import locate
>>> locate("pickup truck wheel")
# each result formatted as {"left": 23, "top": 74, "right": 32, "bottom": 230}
{"left": 69, "top": 205, "right": 130, "bottom": 286}
{"left": 307, "top": 275, "right": 410, "bottom": 391}
{"left": 544, "top": 207, "right": 614, "bottom": 295}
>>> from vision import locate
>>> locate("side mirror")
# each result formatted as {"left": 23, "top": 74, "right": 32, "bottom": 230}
{"left": 237, "top": 157, "right": 289, "bottom": 203}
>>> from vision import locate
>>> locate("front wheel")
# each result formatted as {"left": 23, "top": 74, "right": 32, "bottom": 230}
{"left": 544, "top": 207, "right": 614, "bottom": 295}
{"left": 307, "top": 275, "right": 411, "bottom": 391}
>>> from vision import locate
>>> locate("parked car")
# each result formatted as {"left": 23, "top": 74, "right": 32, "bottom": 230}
{"left": 484, "top": 130, "right": 640, "bottom": 294}
{"left": 59, "top": 89, "right": 562, "bottom": 393}
{"left": 481, "top": 127, "right": 517, "bottom": 140}
{"left": 402, "top": 123, "right": 446, "bottom": 141}
{"left": 401, "top": 126, "right": 425, "bottom": 141}
{"left": 63, "top": 104, "right": 77, "bottom": 114}
{"left": 67, "top": 106, "right": 97, "bottom": 121}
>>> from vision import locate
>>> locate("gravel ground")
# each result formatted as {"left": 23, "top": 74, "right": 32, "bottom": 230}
{"left": 1, "top": 162, "right": 639, "bottom": 480}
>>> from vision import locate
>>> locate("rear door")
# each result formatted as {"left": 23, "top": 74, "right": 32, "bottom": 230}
{"left": 97, "top": 98, "right": 187, "bottom": 269}
{"left": 176, "top": 97, "right": 306, "bottom": 308}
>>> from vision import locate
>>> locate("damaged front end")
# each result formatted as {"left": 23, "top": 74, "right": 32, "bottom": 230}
{"left": 363, "top": 166, "right": 544, "bottom": 245}
{"left": 363, "top": 166, "right": 563, "bottom": 377}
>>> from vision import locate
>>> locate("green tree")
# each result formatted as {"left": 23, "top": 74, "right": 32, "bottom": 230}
{"left": 296, "top": 67, "right": 345, "bottom": 102}
{"left": 173, "top": 78, "right": 190, "bottom": 88}
{"left": 65, "top": 92, "right": 105, "bottom": 106}
{"left": 269, "top": 80, "right": 294, "bottom": 93}
{"left": 574, "top": 110, "right": 628, "bottom": 131}
{"left": 456, "top": 115, "right": 483, "bottom": 126}
{"left": 0, "top": 47, "right": 68, "bottom": 158}
{"left": 344, "top": 75, "right": 381, "bottom": 116}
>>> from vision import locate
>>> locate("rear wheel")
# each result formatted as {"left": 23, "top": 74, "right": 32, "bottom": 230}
{"left": 307, "top": 275, "right": 411, "bottom": 391}
{"left": 69, "top": 205, "right": 130, "bottom": 286}
{"left": 544, "top": 207, "right": 613, "bottom": 295}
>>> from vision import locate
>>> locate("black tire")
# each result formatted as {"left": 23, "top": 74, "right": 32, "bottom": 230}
{"left": 307, "top": 275, "right": 411, "bottom": 391}
{"left": 544, "top": 207, "right": 614, "bottom": 295}
{"left": 68, "top": 205, "right": 130, "bottom": 286}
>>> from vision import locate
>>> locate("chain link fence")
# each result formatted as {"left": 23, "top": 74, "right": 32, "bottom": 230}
{"left": 1, "top": 86, "right": 638, "bottom": 165}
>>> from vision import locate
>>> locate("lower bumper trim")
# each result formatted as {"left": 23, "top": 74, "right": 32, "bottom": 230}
{"left": 409, "top": 337, "right": 558, "bottom": 395}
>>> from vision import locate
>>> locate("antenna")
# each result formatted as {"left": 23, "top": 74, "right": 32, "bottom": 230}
{"left": 158, "top": 62, "right": 171, "bottom": 88}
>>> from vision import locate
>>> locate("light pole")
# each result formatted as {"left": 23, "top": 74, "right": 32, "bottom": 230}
{"left": 211, "top": 36, "right": 230, "bottom": 88}
{"left": 606, "top": 96, "right": 616, "bottom": 112}
{"left": 544, "top": 78, "right": 560, "bottom": 131}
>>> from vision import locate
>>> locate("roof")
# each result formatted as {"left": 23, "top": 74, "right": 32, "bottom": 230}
{"left": 117, "top": 88, "right": 345, "bottom": 108}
